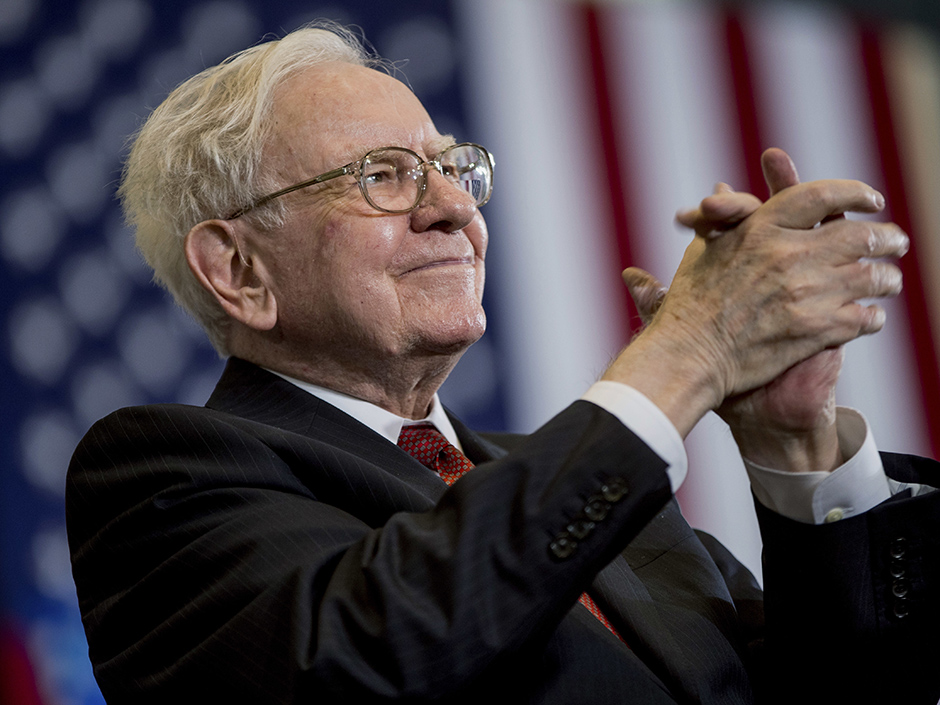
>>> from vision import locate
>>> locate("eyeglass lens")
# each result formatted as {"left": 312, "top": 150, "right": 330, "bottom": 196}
{"left": 361, "top": 149, "right": 423, "bottom": 211}
{"left": 360, "top": 145, "right": 490, "bottom": 212}
{"left": 442, "top": 144, "right": 490, "bottom": 204}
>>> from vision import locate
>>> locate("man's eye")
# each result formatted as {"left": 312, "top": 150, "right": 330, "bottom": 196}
{"left": 364, "top": 165, "right": 396, "bottom": 185}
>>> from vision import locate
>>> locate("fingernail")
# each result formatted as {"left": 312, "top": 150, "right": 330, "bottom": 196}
{"left": 889, "top": 267, "right": 903, "bottom": 294}
{"left": 873, "top": 191, "right": 885, "bottom": 209}
{"left": 898, "top": 231, "right": 910, "bottom": 257}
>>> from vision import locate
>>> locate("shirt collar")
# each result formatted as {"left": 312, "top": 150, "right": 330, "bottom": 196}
{"left": 264, "top": 368, "right": 463, "bottom": 451}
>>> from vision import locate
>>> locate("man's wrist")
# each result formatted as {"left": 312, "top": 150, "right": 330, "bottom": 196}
{"left": 601, "top": 327, "right": 721, "bottom": 438}
{"left": 745, "top": 408, "right": 890, "bottom": 524}
{"left": 731, "top": 420, "right": 842, "bottom": 474}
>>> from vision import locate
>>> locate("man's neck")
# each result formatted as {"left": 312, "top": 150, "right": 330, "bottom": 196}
{"left": 264, "top": 369, "right": 463, "bottom": 450}
{"left": 232, "top": 337, "right": 464, "bottom": 419}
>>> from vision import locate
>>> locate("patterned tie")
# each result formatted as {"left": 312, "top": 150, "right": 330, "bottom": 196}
{"left": 396, "top": 423, "right": 624, "bottom": 643}
{"left": 397, "top": 423, "right": 474, "bottom": 485}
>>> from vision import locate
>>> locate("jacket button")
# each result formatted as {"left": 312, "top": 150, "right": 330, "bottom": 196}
{"left": 549, "top": 533, "right": 577, "bottom": 559}
{"left": 583, "top": 497, "right": 610, "bottom": 522}
{"left": 892, "top": 578, "right": 910, "bottom": 599}
{"left": 601, "top": 478, "right": 628, "bottom": 502}
{"left": 567, "top": 520, "right": 595, "bottom": 540}
{"left": 889, "top": 537, "right": 907, "bottom": 559}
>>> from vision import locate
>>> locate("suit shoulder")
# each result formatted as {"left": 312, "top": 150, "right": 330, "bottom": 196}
{"left": 75, "top": 402, "right": 267, "bottom": 455}
{"left": 89, "top": 401, "right": 233, "bottom": 429}
{"left": 67, "top": 402, "right": 288, "bottom": 504}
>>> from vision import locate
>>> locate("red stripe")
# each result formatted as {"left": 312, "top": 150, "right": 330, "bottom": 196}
{"left": 0, "top": 623, "right": 45, "bottom": 705}
{"left": 576, "top": 3, "right": 638, "bottom": 340}
{"left": 860, "top": 26, "right": 940, "bottom": 459}
{"left": 723, "top": 9, "right": 768, "bottom": 199}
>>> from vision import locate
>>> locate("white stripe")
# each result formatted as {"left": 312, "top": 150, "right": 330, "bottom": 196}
{"left": 606, "top": 3, "right": 744, "bottom": 282}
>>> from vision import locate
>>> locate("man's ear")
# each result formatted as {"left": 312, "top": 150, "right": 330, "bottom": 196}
{"left": 185, "top": 220, "right": 277, "bottom": 331}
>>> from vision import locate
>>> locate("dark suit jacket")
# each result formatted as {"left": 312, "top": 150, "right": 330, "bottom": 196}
{"left": 66, "top": 358, "right": 940, "bottom": 704}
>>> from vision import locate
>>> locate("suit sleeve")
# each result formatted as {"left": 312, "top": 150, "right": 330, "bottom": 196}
{"left": 66, "top": 401, "right": 673, "bottom": 704}
{"left": 754, "top": 451, "right": 940, "bottom": 705}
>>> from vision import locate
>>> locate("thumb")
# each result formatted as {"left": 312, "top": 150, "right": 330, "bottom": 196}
{"left": 622, "top": 267, "right": 666, "bottom": 325}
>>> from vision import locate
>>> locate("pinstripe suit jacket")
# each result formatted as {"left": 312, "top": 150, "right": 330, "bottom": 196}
{"left": 66, "top": 358, "right": 940, "bottom": 704}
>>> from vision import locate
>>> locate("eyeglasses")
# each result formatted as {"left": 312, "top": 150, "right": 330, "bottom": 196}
{"left": 226, "top": 142, "right": 494, "bottom": 220}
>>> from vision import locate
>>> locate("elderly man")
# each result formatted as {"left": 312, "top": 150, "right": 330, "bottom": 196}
{"left": 67, "top": 22, "right": 939, "bottom": 705}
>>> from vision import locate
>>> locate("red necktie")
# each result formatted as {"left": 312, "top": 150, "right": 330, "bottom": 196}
{"left": 397, "top": 423, "right": 474, "bottom": 485}
{"left": 396, "top": 423, "right": 624, "bottom": 643}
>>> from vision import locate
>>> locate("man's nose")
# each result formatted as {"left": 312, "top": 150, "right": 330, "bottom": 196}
{"left": 409, "top": 168, "right": 477, "bottom": 233}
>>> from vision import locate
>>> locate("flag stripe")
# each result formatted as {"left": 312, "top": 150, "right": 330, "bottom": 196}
{"left": 724, "top": 9, "right": 768, "bottom": 199}
{"left": 861, "top": 26, "right": 940, "bottom": 459}
{"left": 884, "top": 26, "right": 940, "bottom": 395}
{"left": 577, "top": 3, "right": 638, "bottom": 339}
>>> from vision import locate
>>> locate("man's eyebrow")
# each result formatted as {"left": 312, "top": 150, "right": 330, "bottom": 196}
{"left": 428, "top": 134, "right": 457, "bottom": 156}
{"left": 339, "top": 135, "right": 457, "bottom": 162}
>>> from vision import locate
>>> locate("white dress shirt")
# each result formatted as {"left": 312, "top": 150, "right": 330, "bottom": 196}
{"left": 266, "top": 370, "right": 464, "bottom": 450}
{"left": 269, "top": 370, "right": 921, "bottom": 525}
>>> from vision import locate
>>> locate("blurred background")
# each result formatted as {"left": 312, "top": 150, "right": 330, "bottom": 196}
{"left": 3, "top": 0, "right": 940, "bottom": 702}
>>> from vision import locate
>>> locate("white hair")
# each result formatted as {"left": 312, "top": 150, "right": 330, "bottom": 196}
{"left": 119, "top": 21, "right": 384, "bottom": 354}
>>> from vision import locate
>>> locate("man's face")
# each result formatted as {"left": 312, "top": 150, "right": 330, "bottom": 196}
{"left": 249, "top": 62, "right": 488, "bottom": 374}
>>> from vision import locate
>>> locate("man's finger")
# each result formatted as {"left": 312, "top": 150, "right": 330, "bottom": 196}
{"left": 818, "top": 220, "right": 910, "bottom": 262}
{"left": 676, "top": 192, "right": 763, "bottom": 236}
{"left": 698, "top": 191, "right": 763, "bottom": 224}
{"left": 834, "top": 302, "right": 888, "bottom": 338}
{"left": 839, "top": 260, "right": 904, "bottom": 301}
{"left": 763, "top": 179, "right": 885, "bottom": 229}
{"left": 761, "top": 147, "right": 800, "bottom": 196}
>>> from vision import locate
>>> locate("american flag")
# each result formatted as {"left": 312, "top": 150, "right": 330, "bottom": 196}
{"left": 2, "top": 1, "right": 937, "bottom": 702}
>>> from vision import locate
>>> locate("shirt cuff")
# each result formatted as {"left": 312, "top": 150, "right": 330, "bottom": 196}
{"left": 581, "top": 380, "right": 688, "bottom": 494}
{"left": 744, "top": 408, "right": 891, "bottom": 524}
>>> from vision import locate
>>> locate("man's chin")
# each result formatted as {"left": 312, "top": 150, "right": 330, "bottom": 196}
{"left": 413, "top": 315, "right": 487, "bottom": 356}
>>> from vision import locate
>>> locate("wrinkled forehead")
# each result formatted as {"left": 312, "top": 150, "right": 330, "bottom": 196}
{"left": 267, "top": 62, "right": 447, "bottom": 168}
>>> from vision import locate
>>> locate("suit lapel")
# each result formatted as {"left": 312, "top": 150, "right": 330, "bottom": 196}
{"left": 447, "top": 410, "right": 509, "bottom": 466}
{"left": 205, "top": 358, "right": 447, "bottom": 508}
